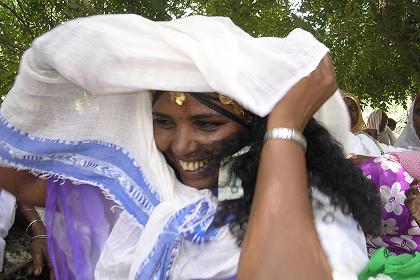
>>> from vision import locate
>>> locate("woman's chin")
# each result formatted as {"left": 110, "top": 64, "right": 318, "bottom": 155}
{"left": 179, "top": 176, "right": 217, "bottom": 190}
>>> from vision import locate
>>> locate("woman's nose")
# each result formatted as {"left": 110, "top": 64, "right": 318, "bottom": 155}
{"left": 171, "top": 128, "right": 197, "bottom": 157}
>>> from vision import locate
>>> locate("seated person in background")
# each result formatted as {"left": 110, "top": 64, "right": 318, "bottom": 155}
{"left": 387, "top": 118, "right": 397, "bottom": 132}
{"left": 384, "top": 116, "right": 398, "bottom": 145}
{"left": 367, "top": 110, "right": 396, "bottom": 146}
{"left": 396, "top": 93, "right": 420, "bottom": 150}
{"left": 342, "top": 96, "right": 407, "bottom": 156}
{"left": 342, "top": 92, "right": 366, "bottom": 133}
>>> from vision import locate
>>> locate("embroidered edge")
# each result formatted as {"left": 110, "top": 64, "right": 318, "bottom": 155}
{"left": 0, "top": 113, "right": 160, "bottom": 225}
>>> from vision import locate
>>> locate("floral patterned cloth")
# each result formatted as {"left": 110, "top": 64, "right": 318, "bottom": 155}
{"left": 358, "top": 154, "right": 420, "bottom": 255}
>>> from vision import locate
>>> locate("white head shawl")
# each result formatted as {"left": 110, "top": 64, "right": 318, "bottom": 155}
{"left": 0, "top": 14, "right": 350, "bottom": 279}
{"left": 396, "top": 96, "right": 420, "bottom": 149}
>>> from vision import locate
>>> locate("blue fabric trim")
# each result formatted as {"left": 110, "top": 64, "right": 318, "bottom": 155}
{"left": 136, "top": 198, "right": 220, "bottom": 280}
{"left": 0, "top": 114, "right": 159, "bottom": 225}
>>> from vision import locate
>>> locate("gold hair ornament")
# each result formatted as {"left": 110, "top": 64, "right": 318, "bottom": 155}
{"left": 170, "top": 92, "right": 187, "bottom": 106}
{"left": 218, "top": 94, "right": 245, "bottom": 116}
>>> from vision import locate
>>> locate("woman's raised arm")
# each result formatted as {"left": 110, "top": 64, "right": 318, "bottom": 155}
{"left": 0, "top": 167, "right": 46, "bottom": 206}
{"left": 238, "top": 55, "right": 337, "bottom": 279}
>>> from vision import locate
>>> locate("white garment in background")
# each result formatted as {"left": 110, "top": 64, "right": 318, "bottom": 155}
{"left": 396, "top": 98, "right": 420, "bottom": 149}
{"left": 0, "top": 189, "right": 16, "bottom": 272}
{"left": 346, "top": 132, "right": 408, "bottom": 156}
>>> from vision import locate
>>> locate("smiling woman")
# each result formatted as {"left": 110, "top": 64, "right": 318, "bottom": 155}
{"left": 0, "top": 14, "right": 382, "bottom": 280}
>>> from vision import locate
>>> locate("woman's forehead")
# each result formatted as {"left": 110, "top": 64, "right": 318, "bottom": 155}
{"left": 152, "top": 92, "right": 224, "bottom": 116}
{"left": 153, "top": 92, "right": 235, "bottom": 115}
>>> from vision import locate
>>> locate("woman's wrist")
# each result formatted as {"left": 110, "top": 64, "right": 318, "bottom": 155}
{"left": 267, "top": 102, "right": 311, "bottom": 131}
{"left": 31, "top": 222, "right": 47, "bottom": 235}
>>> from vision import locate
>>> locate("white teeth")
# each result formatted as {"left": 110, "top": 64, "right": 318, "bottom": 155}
{"left": 179, "top": 159, "right": 208, "bottom": 171}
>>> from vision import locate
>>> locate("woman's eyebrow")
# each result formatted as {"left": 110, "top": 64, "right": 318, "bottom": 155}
{"left": 190, "top": 113, "right": 226, "bottom": 120}
{"left": 152, "top": 112, "right": 171, "bottom": 118}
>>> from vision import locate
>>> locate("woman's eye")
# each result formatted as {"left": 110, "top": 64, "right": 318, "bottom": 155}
{"left": 154, "top": 118, "right": 175, "bottom": 129}
{"left": 195, "top": 121, "right": 223, "bottom": 131}
{"left": 414, "top": 108, "right": 420, "bottom": 115}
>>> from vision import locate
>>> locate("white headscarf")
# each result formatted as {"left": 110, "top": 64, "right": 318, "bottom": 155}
{"left": 366, "top": 110, "right": 383, "bottom": 131}
{"left": 396, "top": 96, "right": 420, "bottom": 149}
{"left": 0, "top": 14, "right": 355, "bottom": 279}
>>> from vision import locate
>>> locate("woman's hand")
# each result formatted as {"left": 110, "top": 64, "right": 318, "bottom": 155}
{"left": 31, "top": 237, "right": 54, "bottom": 279}
{"left": 346, "top": 154, "right": 372, "bottom": 165}
{"left": 405, "top": 179, "right": 420, "bottom": 226}
{"left": 364, "top": 129, "right": 378, "bottom": 140}
{"left": 268, "top": 54, "right": 338, "bottom": 131}
{"left": 18, "top": 204, "right": 54, "bottom": 279}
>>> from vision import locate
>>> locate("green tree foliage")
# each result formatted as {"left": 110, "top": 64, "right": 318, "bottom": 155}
{"left": 192, "top": 0, "right": 419, "bottom": 108}
{"left": 297, "top": 0, "right": 419, "bottom": 108}
{"left": 190, "top": 0, "right": 300, "bottom": 37}
{"left": 1, "top": 0, "right": 418, "bottom": 107}
{"left": 0, "top": 0, "right": 193, "bottom": 101}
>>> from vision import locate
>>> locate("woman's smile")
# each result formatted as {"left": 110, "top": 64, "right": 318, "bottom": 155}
{"left": 178, "top": 159, "right": 209, "bottom": 171}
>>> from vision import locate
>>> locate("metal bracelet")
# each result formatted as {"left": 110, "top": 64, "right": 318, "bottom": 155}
{"left": 25, "top": 219, "right": 44, "bottom": 235}
{"left": 31, "top": 234, "right": 47, "bottom": 241}
{"left": 264, "top": 128, "right": 307, "bottom": 151}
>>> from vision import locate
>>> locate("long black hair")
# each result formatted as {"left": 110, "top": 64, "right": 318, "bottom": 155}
{"left": 214, "top": 117, "right": 382, "bottom": 245}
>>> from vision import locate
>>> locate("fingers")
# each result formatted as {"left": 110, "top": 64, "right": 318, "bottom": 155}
{"left": 345, "top": 154, "right": 372, "bottom": 165}
{"left": 31, "top": 240, "right": 44, "bottom": 275}
{"left": 312, "top": 54, "right": 338, "bottom": 102}
{"left": 410, "top": 178, "right": 420, "bottom": 187}
{"left": 45, "top": 246, "right": 55, "bottom": 280}
{"left": 49, "top": 260, "right": 55, "bottom": 280}
{"left": 268, "top": 53, "right": 338, "bottom": 130}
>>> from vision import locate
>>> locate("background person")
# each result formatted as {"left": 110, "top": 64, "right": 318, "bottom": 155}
{"left": 342, "top": 92, "right": 366, "bottom": 133}
{"left": 366, "top": 110, "right": 395, "bottom": 145}
{"left": 396, "top": 94, "right": 420, "bottom": 149}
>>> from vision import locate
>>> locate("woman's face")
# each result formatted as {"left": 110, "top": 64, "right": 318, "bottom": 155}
{"left": 344, "top": 97, "right": 359, "bottom": 128}
{"left": 414, "top": 99, "right": 420, "bottom": 139}
{"left": 152, "top": 92, "right": 247, "bottom": 189}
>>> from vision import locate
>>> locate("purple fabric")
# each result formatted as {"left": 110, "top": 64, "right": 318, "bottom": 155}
{"left": 359, "top": 154, "right": 420, "bottom": 255}
{"left": 46, "top": 179, "right": 120, "bottom": 280}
